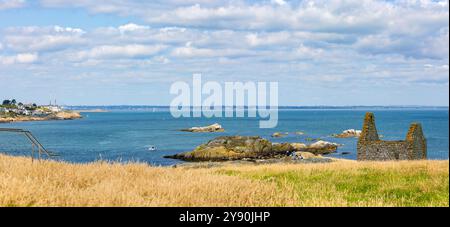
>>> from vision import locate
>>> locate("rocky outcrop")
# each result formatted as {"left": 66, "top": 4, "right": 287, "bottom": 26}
{"left": 49, "top": 111, "right": 82, "bottom": 120}
{"left": 290, "top": 141, "right": 340, "bottom": 155}
{"left": 165, "top": 136, "right": 283, "bottom": 161}
{"left": 180, "top": 123, "right": 225, "bottom": 133}
{"left": 0, "top": 111, "right": 81, "bottom": 123}
{"left": 165, "top": 135, "right": 341, "bottom": 162}
{"left": 272, "top": 132, "right": 288, "bottom": 138}
{"left": 333, "top": 129, "right": 362, "bottom": 138}
{"left": 304, "top": 141, "right": 340, "bottom": 155}
{"left": 0, "top": 116, "right": 42, "bottom": 123}
{"left": 291, "top": 143, "right": 308, "bottom": 150}
{"left": 271, "top": 143, "right": 293, "bottom": 153}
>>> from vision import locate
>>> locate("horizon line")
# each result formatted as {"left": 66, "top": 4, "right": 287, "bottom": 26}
{"left": 64, "top": 105, "right": 450, "bottom": 108}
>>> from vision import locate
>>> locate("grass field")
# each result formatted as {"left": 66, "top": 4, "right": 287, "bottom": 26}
{"left": 0, "top": 154, "right": 448, "bottom": 207}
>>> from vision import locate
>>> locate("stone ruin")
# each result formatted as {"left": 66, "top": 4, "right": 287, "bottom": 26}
{"left": 357, "top": 112, "right": 427, "bottom": 161}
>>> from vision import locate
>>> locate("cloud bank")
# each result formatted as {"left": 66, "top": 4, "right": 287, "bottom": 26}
{"left": 0, "top": 0, "right": 448, "bottom": 105}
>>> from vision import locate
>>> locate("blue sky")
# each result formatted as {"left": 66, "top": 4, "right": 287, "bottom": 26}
{"left": 0, "top": 0, "right": 448, "bottom": 106}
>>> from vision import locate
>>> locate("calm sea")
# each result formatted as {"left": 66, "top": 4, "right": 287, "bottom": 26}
{"left": 0, "top": 107, "right": 448, "bottom": 165}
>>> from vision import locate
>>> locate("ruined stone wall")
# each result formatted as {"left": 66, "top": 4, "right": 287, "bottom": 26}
{"left": 357, "top": 113, "right": 427, "bottom": 161}
{"left": 359, "top": 112, "right": 380, "bottom": 142}
{"left": 405, "top": 123, "right": 427, "bottom": 160}
{"left": 358, "top": 140, "right": 407, "bottom": 161}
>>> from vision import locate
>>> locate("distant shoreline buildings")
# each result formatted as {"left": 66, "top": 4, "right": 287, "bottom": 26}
{"left": 0, "top": 99, "right": 64, "bottom": 117}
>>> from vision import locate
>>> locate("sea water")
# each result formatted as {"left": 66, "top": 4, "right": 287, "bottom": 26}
{"left": 0, "top": 107, "right": 448, "bottom": 165}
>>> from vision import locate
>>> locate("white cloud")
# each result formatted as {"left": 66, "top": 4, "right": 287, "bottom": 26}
{"left": 294, "top": 44, "right": 324, "bottom": 59}
{"left": 246, "top": 32, "right": 291, "bottom": 47}
{"left": 152, "top": 56, "right": 170, "bottom": 64}
{"left": 171, "top": 46, "right": 222, "bottom": 58}
{"left": 0, "top": 1, "right": 448, "bottom": 97}
{"left": 171, "top": 42, "right": 254, "bottom": 58}
{"left": 74, "top": 44, "right": 167, "bottom": 60}
{"left": 15, "top": 53, "right": 38, "bottom": 63}
{"left": 30, "top": 0, "right": 448, "bottom": 61}
{"left": 0, "top": 52, "right": 38, "bottom": 65}
{"left": 53, "top": 25, "right": 85, "bottom": 34}
{"left": 0, "top": 0, "right": 446, "bottom": 105}
{"left": 0, "top": 0, "right": 25, "bottom": 10}
{"left": 271, "top": 0, "right": 287, "bottom": 6}
{"left": 32, "top": 0, "right": 449, "bottom": 35}
{"left": 118, "top": 23, "right": 150, "bottom": 34}
{"left": 355, "top": 25, "right": 449, "bottom": 59}
{"left": 421, "top": 27, "right": 449, "bottom": 59}
{"left": 2, "top": 26, "right": 86, "bottom": 52}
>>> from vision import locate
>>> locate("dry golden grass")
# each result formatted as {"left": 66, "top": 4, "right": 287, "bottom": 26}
{"left": 0, "top": 154, "right": 448, "bottom": 207}
{"left": 0, "top": 154, "right": 295, "bottom": 207}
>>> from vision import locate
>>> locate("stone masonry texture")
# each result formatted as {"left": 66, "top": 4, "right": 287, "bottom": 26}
{"left": 357, "top": 112, "right": 427, "bottom": 161}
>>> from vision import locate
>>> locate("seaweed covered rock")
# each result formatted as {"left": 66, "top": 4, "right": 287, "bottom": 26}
{"left": 333, "top": 129, "right": 362, "bottom": 138}
{"left": 291, "top": 143, "right": 308, "bottom": 151}
{"left": 165, "top": 136, "right": 341, "bottom": 162}
{"left": 165, "top": 136, "right": 277, "bottom": 161}
{"left": 180, "top": 123, "right": 225, "bottom": 132}
{"left": 301, "top": 141, "right": 340, "bottom": 155}
{"left": 271, "top": 143, "right": 293, "bottom": 153}
{"left": 272, "top": 132, "right": 288, "bottom": 138}
{"left": 290, "top": 141, "right": 340, "bottom": 155}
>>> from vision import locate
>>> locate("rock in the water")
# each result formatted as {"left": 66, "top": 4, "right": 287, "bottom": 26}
{"left": 50, "top": 111, "right": 82, "bottom": 120}
{"left": 333, "top": 129, "right": 362, "bottom": 138}
{"left": 290, "top": 141, "right": 340, "bottom": 155}
{"left": 305, "top": 138, "right": 320, "bottom": 142}
{"left": 304, "top": 141, "right": 340, "bottom": 155}
{"left": 165, "top": 136, "right": 275, "bottom": 161}
{"left": 295, "top": 131, "right": 305, "bottom": 135}
{"left": 165, "top": 136, "right": 341, "bottom": 162}
{"left": 271, "top": 143, "right": 293, "bottom": 153}
{"left": 291, "top": 143, "right": 308, "bottom": 151}
{"left": 180, "top": 123, "right": 225, "bottom": 133}
{"left": 272, "top": 132, "right": 288, "bottom": 138}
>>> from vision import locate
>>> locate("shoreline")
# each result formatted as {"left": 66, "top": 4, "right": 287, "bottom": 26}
{"left": 0, "top": 111, "right": 82, "bottom": 124}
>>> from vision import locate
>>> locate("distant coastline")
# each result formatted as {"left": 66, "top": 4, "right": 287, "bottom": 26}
{"left": 0, "top": 111, "right": 82, "bottom": 123}
{"left": 63, "top": 105, "right": 450, "bottom": 112}
{"left": 70, "top": 109, "right": 109, "bottom": 113}
{"left": 0, "top": 99, "right": 82, "bottom": 124}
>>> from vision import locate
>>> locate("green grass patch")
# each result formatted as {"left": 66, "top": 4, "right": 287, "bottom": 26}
{"left": 219, "top": 163, "right": 449, "bottom": 207}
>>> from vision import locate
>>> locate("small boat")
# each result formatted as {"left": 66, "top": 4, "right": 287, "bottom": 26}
{"left": 148, "top": 145, "right": 157, "bottom": 151}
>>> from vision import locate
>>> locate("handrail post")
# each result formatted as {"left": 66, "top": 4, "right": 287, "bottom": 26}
{"left": 31, "top": 143, "right": 35, "bottom": 163}
{"left": 0, "top": 128, "right": 54, "bottom": 161}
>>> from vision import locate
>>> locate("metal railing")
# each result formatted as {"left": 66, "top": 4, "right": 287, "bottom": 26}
{"left": 0, "top": 128, "right": 56, "bottom": 161}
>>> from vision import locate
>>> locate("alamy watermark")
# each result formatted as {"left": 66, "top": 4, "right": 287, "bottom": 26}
{"left": 169, "top": 74, "right": 279, "bottom": 128}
